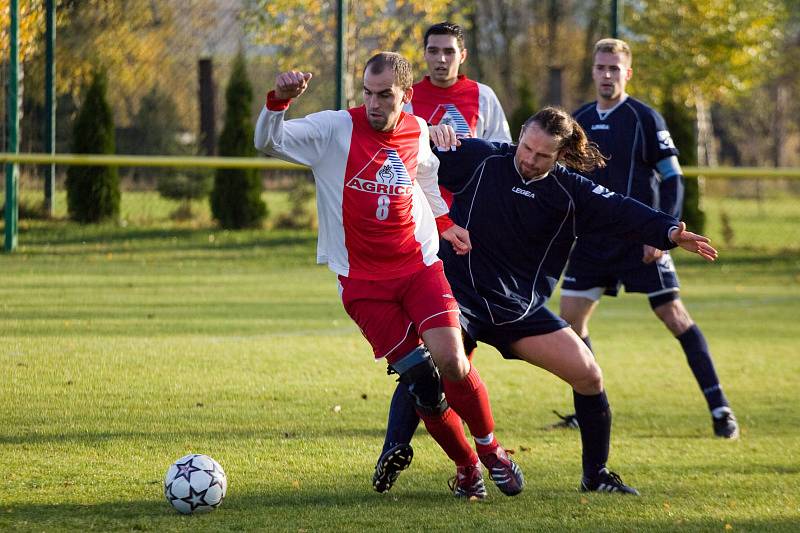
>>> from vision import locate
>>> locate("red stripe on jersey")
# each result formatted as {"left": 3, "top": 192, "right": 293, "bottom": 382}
{"left": 342, "top": 107, "right": 425, "bottom": 280}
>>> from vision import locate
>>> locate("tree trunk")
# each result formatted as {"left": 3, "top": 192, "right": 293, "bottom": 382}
{"left": 545, "top": 0, "right": 562, "bottom": 106}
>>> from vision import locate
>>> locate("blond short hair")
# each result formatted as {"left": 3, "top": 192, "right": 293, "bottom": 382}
{"left": 593, "top": 38, "right": 632, "bottom": 64}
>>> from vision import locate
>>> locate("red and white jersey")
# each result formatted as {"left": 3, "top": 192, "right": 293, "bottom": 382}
{"left": 404, "top": 75, "right": 512, "bottom": 142}
{"left": 254, "top": 95, "right": 448, "bottom": 281}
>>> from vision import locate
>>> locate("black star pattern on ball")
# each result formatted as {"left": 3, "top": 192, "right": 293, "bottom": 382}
{"left": 180, "top": 485, "right": 211, "bottom": 511}
{"left": 173, "top": 457, "right": 201, "bottom": 483}
{"left": 203, "top": 462, "right": 225, "bottom": 489}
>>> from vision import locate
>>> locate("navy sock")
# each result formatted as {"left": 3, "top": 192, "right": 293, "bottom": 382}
{"left": 573, "top": 390, "right": 611, "bottom": 479}
{"left": 676, "top": 325, "right": 729, "bottom": 411}
{"left": 381, "top": 382, "right": 421, "bottom": 456}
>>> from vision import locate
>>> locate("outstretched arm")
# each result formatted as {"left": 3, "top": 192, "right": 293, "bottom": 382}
{"left": 254, "top": 70, "right": 337, "bottom": 167}
{"left": 571, "top": 172, "right": 708, "bottom": 258}
{"left": 668, "top": 222, "right": 718, "bottom": 262}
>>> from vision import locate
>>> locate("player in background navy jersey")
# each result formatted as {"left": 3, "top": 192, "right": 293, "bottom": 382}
{"left": 425, "top": 107, "right": 718, "bottom": 494}
{"left": 554, "top": 38, "right": 739, "bottom": 439}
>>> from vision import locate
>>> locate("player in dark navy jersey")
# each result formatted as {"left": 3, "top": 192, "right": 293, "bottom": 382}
{"left": 555, "top": 38, "right": 739, "bottom": 439}
{"left": 425, "top": 106, "right": 718, "bottom": 494}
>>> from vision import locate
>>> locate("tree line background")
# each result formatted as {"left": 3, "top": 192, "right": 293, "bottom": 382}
{"left": 1, "top": 0, "right": 799, "bottom": 224}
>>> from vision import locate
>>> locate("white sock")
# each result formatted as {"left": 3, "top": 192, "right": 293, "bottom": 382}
{"left": 712, "top": 406, "right": 731, "bottom": 419}
{"left": 474, "top": 433, "right": 494, "bottom": 446}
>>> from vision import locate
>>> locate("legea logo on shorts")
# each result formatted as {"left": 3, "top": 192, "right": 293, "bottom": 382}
{"left": 346, "top": 148, "right": 414, "bottom": 196}
{"left": 657, "top": 253, "right": 676, "bottom": 272}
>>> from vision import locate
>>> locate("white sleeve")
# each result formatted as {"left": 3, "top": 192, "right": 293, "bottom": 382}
{"left": 254, "top": 106, "right": 338, "bottom": 167}
{"left": 478, "top": 83, "right": 512, "bottom": 142}
{"left": 414, "top": 118, "right": 448, "bottom": 218}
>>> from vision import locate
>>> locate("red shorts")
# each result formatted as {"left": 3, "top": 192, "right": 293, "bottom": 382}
{"left": 339, "top": 261, "right": 461, "bottom": 361}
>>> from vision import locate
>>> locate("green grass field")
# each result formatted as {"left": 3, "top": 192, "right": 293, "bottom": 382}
{"left": 2, "top": 192, "right": 799, "bottom": 531}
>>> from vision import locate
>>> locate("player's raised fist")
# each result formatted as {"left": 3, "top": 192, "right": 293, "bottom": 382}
{"left": 275, "top": 71, "right": 313, "bottom": 100}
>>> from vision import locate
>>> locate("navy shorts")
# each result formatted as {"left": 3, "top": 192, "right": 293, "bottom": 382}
{"left": 458, "top": 300, "right": 568, "bottom": 361}
{"left": 561, "top": 251, "right": 680, "bottom": 300}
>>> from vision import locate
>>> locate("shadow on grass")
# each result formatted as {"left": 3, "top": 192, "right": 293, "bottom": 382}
{"left": 3, "top": 493, "right": 799, "bottom": 532}
{"left": 0, "top": 490, "right": 476, "bottom": 531}
{"left": 0, "top": 426, "right": 393, "bottom": 446}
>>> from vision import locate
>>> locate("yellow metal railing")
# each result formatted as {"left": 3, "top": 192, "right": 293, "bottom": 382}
{"left": 0, "top": 153, "right": 307, "bottom": 170}
{"left": 2, "top": 153, "right": 800, "bottom": 179}
{"left": 682, "top": 166, "right": 800, "bottom": 179}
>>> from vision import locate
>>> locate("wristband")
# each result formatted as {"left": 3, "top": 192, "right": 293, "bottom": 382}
{"left": 266, "top": 90, "right": 292, "bottom": 111}
{"left": 435, "top": 215, "right": 455, "bottom": 234}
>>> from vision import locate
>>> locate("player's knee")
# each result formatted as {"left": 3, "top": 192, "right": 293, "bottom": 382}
{"left": 573, "top": 362, "right": 603, "bottom": 395}
{"left": 393, "top": 347, "right": 448, "bottom": 416}
{"left": 666, "top": 317, "right": 693, "bottom": 336}
{"left": 435, "top": 354, "right": 468, "bottom": 381}
{"left": 652, "top": 298, "right": 693, "bottom": 335}
{"left": 424, "top": 332, "right": 469, "bottom": 380}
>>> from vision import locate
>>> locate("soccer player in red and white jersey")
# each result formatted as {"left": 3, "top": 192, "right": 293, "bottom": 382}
{"left": 254, "top": 52, "right": 523, "bottom": 499}
{"left": 407, "top": 22, "right": 511, "bottom": 145}
{"left": 405, "top": 21, "right": 511, "bottom": 208}
{"left": 373, "top": 23, "right": 514, "bottom": 495}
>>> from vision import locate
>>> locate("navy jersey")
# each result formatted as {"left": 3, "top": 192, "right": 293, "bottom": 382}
{"left": 434, "top": 139, "right": 679, "bottom": 325}
{"left": 572, "top": 97, "right": 679, "bottom": 265}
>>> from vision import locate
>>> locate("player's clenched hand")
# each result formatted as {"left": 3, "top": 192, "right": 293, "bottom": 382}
{"left": 441, "top": 224, "right": 472, "bottom": 255}
{"left": 642, "top": 244, "right": 663, "bottom": 264}
{"left": 669, "top": 222, "right": 718, "bottom": 262}
{"left": 275, "top": 71, "right": 313, "bottom": 100}
{"left": 429, "top": 124, "right": 460, "bottom": 151}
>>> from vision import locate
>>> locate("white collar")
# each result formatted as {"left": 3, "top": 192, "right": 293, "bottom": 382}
{"left": 596, "top": 94, "right": 628, "bottom": 120}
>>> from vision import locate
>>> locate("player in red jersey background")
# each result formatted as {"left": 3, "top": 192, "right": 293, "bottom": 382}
{"left": 373, "top": 23, "right": 517, "bottom": 496}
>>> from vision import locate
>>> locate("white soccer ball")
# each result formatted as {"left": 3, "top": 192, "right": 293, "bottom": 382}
{"left": 164, "top": 454, "right": 227, "bottom": 514}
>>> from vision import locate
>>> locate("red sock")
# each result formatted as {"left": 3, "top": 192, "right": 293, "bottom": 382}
{"left": 418, "top": 407, "right": 477, "bottom": 467}
{"left": 442, "top": 363, "right": 495, "bottom": 439}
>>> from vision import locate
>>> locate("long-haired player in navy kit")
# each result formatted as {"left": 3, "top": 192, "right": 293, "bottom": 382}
{"left": 425, "top": 107, "right": 718, "bottom": 494}
{"left": 553, "top": 38, "right": 738, "bottom": 439}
